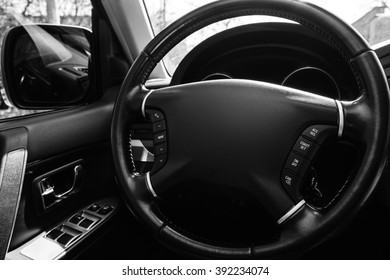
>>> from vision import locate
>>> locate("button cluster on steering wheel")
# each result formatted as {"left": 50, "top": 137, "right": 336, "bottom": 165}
{"left": 281, "top": 125, "right": 336, "bottom": 202}
{"left": 146, "top": 110, "right": 168, "bottom": 174}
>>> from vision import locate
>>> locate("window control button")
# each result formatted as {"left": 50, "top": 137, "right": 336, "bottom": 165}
{"left": 285, "top": 152, "right": 310, "bottom": 176}
{"left": 69, "top": 214, "right": 84, "bottom": 225}
{"left": 79, "top": 218, "right": 94, "bottom": 229}
{"left": 88, "top": 204, "right": 101, "bottom": 212}
{"left": 292, "top": 136, "right": 318, "bottom": 159}
{"left": 57, "top": 233, "right": 75, "bottom": 246}
{"left": 98, "top": 205, "right": 113, "bottom": 215}
{"left": 46, "top": 229, "right": 63, "bottom": 240}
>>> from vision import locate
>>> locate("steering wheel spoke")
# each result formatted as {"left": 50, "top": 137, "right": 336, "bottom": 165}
{"left": 279, "top": 204, "right": 321, "bottom": 237}
{"left": 126, "top": 173, "right": 164, "bottom": 230}
{"left": 125, "top": 84, "right": 152, "bottom": 118}
{"left": 252, "top": 204, "right": 321, "bottom": 258}
{"left": 340, "top": 95, "right": 374, "bottom": 147}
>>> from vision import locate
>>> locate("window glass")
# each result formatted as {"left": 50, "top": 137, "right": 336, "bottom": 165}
{"left": 144, "top": 0, "right": 390, "bottom": 74}
{"left": 0, "top": 0, "right": 91, "bottom": 120}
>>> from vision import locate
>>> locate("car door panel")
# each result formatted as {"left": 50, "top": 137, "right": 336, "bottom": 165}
{"left": 1, "top": 86, "right": 120, "bottom": 256}
{"left": 0, "top": 87, "right": 117, "bottom": 162}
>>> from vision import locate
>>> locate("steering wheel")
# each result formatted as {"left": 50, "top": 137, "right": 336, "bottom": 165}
{"left": 111, "top": 0, "right": 390, "bottom": 258}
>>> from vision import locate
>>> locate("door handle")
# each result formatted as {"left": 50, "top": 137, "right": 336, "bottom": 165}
{"left": 54, "top": 165, "right": 83, "bottom": 198}
{"left": 33, "top": 160, "right": 84, "bottom": 214}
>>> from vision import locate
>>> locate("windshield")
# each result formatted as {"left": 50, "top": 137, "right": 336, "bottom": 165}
{"left": 144, "top": 0, "right": 390, "bottom": 74}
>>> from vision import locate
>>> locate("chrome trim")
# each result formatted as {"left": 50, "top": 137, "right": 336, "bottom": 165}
{"left": 141, "top": 90, "right": 154, "bottom": 118}
{"left": 145, "top": 78, "right": 171, "bottom": 89}
{"left": 277, "top": 200, "right": 306, "bottom": 225}
{"left": 20, "top": 237, "right": 65, "bottom": 260}
{"left": 282, "top": 66, "right": 340, "bottom": 99}
{"left": 335, "top": 100, "right": 344, "bottom": 138}
{"left": 54, "top": 165, "right": 82, "bottom": 198}
{"left": 202, "top": 73, "right": 233, "bottom": 81}
{"left": 130, "top": 139, "right": 154, "bottom": 162}
{"left": 146, "top": 173, "right": 158, "bottom": 198}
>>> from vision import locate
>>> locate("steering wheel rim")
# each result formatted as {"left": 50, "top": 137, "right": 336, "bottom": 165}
{"left": 111, "top": 0, "right": 390, "bottom": 258}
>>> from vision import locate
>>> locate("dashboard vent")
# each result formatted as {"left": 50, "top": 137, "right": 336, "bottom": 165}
{"left": 376, "top": 45, "right": 390, "bottom": 87}
{"left": 380, "top": 56, "right": 390, "bottom": 85}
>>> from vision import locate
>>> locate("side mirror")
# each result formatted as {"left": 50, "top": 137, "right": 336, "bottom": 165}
{"left": 1, "top": 24, "right": 92, "bottom": 109}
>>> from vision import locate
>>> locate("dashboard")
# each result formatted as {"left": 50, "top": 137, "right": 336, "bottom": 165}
{"left": 171, "top": 22, "right": 390, "bottom": 101}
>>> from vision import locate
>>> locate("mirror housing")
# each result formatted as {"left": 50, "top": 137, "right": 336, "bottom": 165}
{"left": 1, "top": 24, "right": 92, "bottom": 109}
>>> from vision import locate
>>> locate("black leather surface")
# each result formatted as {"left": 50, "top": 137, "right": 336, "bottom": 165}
{"left": 159, "top": 225, "right": 252, "bottom": 259}
{"left": 111, "top": 52, "right": 164, "bottom": 233}
{"left": 146, "top": 80, "right": 337, "bottom": 219}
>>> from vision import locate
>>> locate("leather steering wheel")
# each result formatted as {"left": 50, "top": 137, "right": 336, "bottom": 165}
{"left": 111, "top": 0, "right": 390, "bottom": 258}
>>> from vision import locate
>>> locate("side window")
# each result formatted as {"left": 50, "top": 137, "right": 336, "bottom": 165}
{"left": 0, "top": 0, "right": 92, "bottom": 120}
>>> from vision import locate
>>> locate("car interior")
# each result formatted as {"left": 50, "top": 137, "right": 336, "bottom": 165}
{"left": 1, "top": 0, "right": 390, "bottom": 260}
